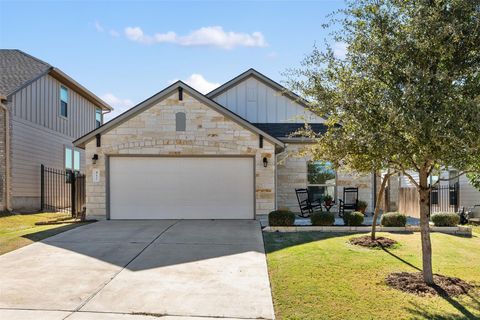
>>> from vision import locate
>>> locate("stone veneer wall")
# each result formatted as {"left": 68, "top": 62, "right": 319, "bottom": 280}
{"left": 84, "top": 91, "right": 276, "bottom": 219}
{"left": 277, "top": 143, "right": 375, "bottom": 213}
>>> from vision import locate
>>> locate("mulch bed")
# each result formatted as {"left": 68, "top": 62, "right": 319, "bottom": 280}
{"left": 349, "top": 235, "right": 397, "bottom": 248}
{"left": 386, "top": 272, "right": 474, "bottom": 297}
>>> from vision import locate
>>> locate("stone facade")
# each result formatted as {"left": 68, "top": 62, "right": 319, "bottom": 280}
{"left": 277, "top": 143, "right": 375, "bottom": 213}
{"left": 84, "top": 91, "right": 276, "bottom": 220}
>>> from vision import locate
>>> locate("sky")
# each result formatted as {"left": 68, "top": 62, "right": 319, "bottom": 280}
{"left": 0, "top": 0, "right": 346, "bottom": 120}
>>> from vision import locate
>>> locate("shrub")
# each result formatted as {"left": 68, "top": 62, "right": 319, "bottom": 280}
{"left": 268, "top": 210, "right": 295, "bottom": 226}
{"left": 343, "top": 211, "right": 364, "bottom": 226}
{"left": 431, "top": 212, "right": 460, "bottom": 227}
{"left": 323, "top": 195, "right": 333, "bottom": 202}
{"left": 311, "top": 211, "right": 335, "bottom": 226}
{"left": 357, "top": 200, "right": 368, "bottom": 210}
{"left": 381, "top": 212, "right": 407, "bottom": 227}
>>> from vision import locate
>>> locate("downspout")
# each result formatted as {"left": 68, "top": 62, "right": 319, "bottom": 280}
{"left": 0, "top": 96, "right": 11, "bottom": 212}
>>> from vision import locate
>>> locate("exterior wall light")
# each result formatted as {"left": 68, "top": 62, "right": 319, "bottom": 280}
{"left": 263, "top": 157, "right": 268, "bottom": 168}
{"left": 92, "top": 154, "right": 99, "bottom": 164}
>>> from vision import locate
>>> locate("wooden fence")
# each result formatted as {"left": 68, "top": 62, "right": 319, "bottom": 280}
{"left": 398, "top": 188, "right": 420, "bottom": 218}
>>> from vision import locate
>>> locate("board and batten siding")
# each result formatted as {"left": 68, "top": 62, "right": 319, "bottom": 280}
{"left": 10, "top": 74, "right": 98, "bottom": 138}
{"left": 9, "top": 74, "right": 99, "bottom": 210}
{"left": 212, "top": 76, "right": 324, "bottom": 124}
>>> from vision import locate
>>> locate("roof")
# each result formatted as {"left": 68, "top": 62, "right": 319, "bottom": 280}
{"left": 252, "top": 123, "right": 327, "bottom": 139}
{"left": 0, "top": 49, "right": 112, "bottom": 110}
{"left": 74, "top": 81, "right": 285, "bottom": 149}
{"left": 206, "top": 68, "right": 311, "bottom": 109}
{"left": 0, "top": 49, "right": 50, "bottom": 97}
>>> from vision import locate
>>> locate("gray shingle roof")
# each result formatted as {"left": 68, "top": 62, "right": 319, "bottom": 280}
{"left": 0, "top": 49, "right": 51, "bottom": 97}
{"left": 252, "top": 123, "right": 328, "bottom": 138}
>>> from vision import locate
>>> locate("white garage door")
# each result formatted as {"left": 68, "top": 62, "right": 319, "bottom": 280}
{"left": 109, "top": 157, "right": 255, "bottom": 219}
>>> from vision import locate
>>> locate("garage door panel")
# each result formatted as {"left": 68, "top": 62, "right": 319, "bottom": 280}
{"left": 109, "top": 157, "right": 254, "bottom": 219}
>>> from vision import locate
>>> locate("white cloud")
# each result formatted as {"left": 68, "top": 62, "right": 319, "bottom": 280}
{"left": 168, "top": 74, "right": 220, "bottom": 94}
{"left": 333, "top": 42, "right": 348, "bottom": 59}
{"left": 124, "top": 26, "right": 267, "bottom": 49}
{"left": 94, "top": 21, "right": 104, "bottom": 32}
{"left": 101, "top": 93, "right": 134, "bottom": 122}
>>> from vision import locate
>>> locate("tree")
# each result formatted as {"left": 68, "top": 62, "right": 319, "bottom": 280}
{"left": 288, "top": 0, "right": 480, "bottom": 284}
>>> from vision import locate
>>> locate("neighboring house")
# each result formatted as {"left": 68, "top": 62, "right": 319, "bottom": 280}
{"left": 74, "top": 69, "right": 376, "bottom": 220}
{"left": 0, "top": 49, "right": 112, "bottom": 211}
{"left": 386, "top": 170, "right": 480, "bottom": 217}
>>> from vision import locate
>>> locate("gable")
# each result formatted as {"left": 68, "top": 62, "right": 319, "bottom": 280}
{"left": 209, "top": 72, "right": 324, "bottom": 124}
{"left": 74, "top": 82, "right": 284, "bottom": 148}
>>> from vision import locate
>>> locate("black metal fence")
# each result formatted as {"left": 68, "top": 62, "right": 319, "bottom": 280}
{"left": 40, "top": 165, "right": 86, "bottom": 217}
{"left": 430, "top": 184, "right": 459, "bottom": 214}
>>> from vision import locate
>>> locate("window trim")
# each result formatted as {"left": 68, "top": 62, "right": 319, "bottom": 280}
{"left": 60, "top": 85, "right": 69, "bottom": 119}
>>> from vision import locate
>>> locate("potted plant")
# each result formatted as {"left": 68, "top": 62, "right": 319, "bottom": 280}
{"left": 357, "top": 200, "right": 368, "bottom": 215}
{"left": 323, "top": 194, "right": 333, "bottom": 206}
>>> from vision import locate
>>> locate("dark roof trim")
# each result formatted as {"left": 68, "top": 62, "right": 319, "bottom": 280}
{"left": 74, "top": 81, "right": 285, "bottom": 148}
{"left": 206, "top": 68, "right": 311, "bottom": 109}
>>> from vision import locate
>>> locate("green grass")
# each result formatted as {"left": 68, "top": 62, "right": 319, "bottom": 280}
{"left": 264, "top": 231, "right": 480, "bottom": 320}
{"left": 0, "top": 212, "right": 91, "bottom": 255}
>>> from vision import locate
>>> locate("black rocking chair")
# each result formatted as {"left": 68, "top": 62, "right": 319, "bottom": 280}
{"left": 295, "top": 188, "right": 322, "bottom": 218}
{"left": 338, "top": 187, "right": 359, "bottom": 218}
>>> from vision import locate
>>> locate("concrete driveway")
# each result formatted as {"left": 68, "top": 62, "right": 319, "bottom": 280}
{"left": 0, "top": 220, "right": 275, "bottom": 320}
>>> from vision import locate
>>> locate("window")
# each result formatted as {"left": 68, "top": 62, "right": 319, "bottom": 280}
{"left": 176, "top": 112, "right": 186, "bottom": 131}
{"left": 60, "top": 86, "right": 68, "bottom": 117}
{"left": 307, "top": 161, "right": 336, "bottom": 202}
{"left": 95, "top": 108, "right": 102, "bottom": 128}
{"left": 65, "top": 147, "right": 80, "bottom": 171}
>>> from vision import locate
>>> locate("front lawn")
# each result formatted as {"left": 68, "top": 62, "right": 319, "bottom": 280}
{"left": 264, "top": 231, "right": 480, "bottom": 320}
{"left": 0, "top": 212, "right": 90, "bottom": 255}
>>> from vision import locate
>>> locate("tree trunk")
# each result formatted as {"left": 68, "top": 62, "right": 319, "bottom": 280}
{"left": 418, "top": 168, "right": 434, "bottom": 284}
{"left": 371, "top": 172, "right": 392, "bottom": 240}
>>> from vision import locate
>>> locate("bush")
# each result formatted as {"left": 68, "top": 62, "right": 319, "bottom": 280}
{"left": 431, "top": 212, "right": 460, "bottom": 227}
{"left": 343, "top": 211, "right": 364, "bottom": 226}
{"left": 268, "top": 210, "right": 295, "bottom": 226}
{"left": 381, "top": 212, "right": 407, "bottom": 227}
{"left": 311, "top": 211, "right": 335, "bottom": 226}
{"left": 357, "top": 200, "right": 368, "bottom": 210}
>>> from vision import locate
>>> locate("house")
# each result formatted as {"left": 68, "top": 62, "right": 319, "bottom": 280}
{"left": 74, "top": 69, "right": 376, "bottom": 220}
{"left": 0, "top": 49, "right": 112, "bottom": 211}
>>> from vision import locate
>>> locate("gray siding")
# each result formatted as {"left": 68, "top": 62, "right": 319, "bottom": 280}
{"left": 9, "top": 74, "right": 97, "bottom": 210}
{"left": 212, "top": 76, "right": 324, "bottom": 124}
{"left": 459, "top": 175, "right": 480, "bottom": 208}
{"left": 10, "top": 74, "right": 98, "bottom": 138}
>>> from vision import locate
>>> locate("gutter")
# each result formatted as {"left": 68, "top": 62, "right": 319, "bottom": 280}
{"left": 0, "top": 95, "right": 11, "bottom": 212}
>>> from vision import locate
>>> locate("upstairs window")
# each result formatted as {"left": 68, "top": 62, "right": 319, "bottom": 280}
{"left": 176, "top": 112, "right": 186, "bottom": 131}
{"left": 95, "top": 108, "right": 102, "bottom": 128}
{"left": 307, "top": 161, "right": 336, "bottom": 202}
{"left": 60, "top": 86, "right": 68, "bottom": 117}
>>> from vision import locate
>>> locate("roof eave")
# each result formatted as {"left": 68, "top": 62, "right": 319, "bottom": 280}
{"left": 50, "top": 68, "right": 112, "bottom": 111}
{"left": 206, "top": 68, "right": 312, "bottom": 109}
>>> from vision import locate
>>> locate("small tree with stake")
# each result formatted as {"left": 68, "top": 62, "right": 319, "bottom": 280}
{"left": 287, "top": 0, "right": 480, "bottom": 284}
